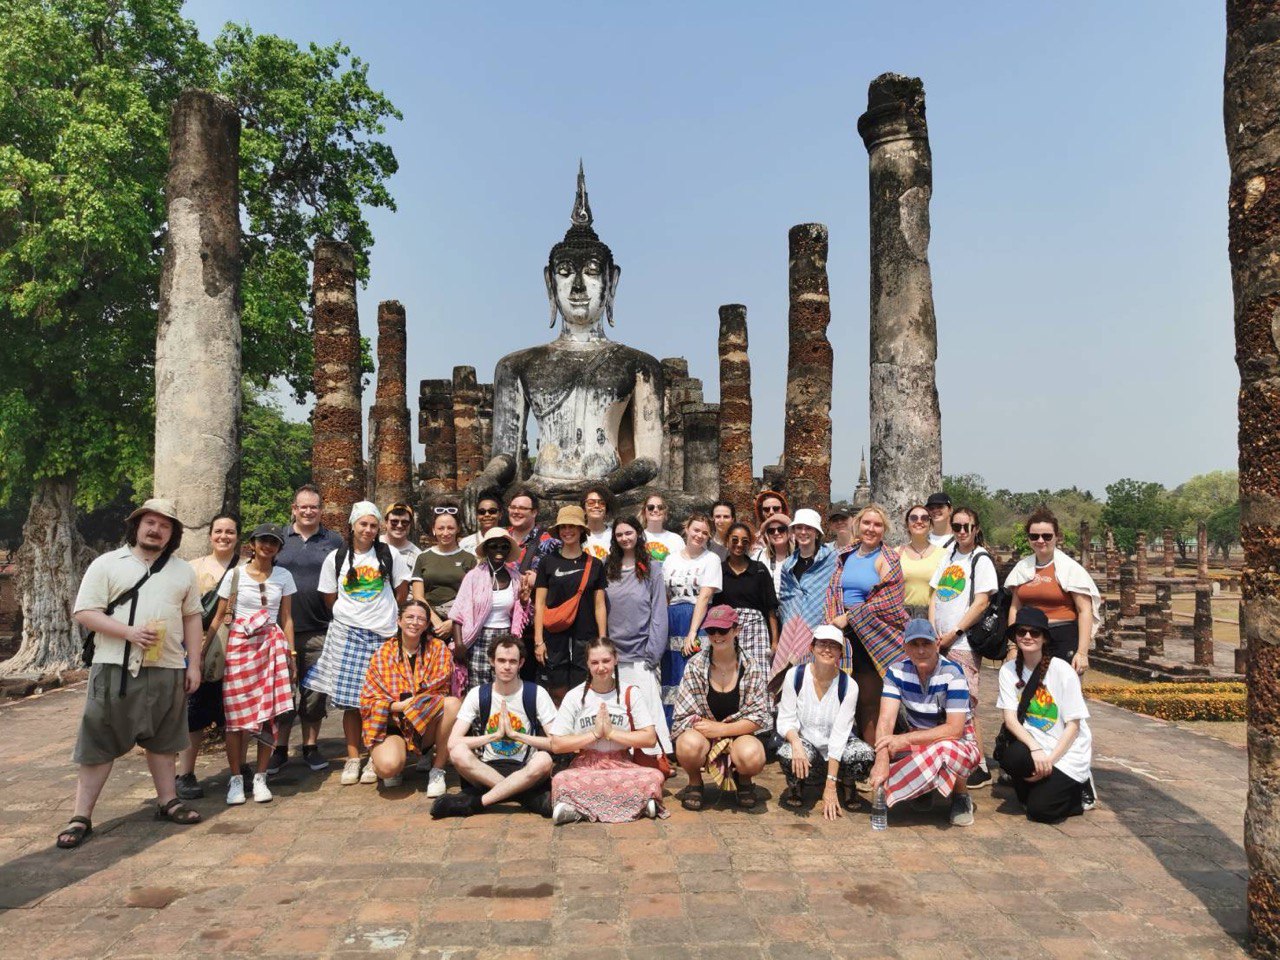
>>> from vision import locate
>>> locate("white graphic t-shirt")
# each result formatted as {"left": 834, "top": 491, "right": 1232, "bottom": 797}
{"left": 585, "top": 529, "right": 613, "bottom": 562}
{"left": 929, "top": 547, "right": 997, "bottom": 654}
{"left": 645, "top": 530, "right": 686, "bottom": 566}
{"left": 551, "top": 683, "right": 651, "bottom": 754}
{"left": 456, "top": 681, "right": 559, "bottom": 763}
{"left": 997, "top": 657, "right": 1092, "bottom": 783}
{"left": 318, "top": 546, "right": 410, "bottom": 637}
{"left": 662, "top": 549, "right": 723, "bottom": 606}
{"left": 218, "top": 565, "right": 297, "bottom": 624}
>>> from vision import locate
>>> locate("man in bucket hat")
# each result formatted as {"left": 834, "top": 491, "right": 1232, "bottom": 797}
{"left": 58, "top": 499, "right": 205, "bottom": 848}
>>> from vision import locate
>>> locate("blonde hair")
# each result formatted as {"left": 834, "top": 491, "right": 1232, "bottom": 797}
{"left": 853, "top": 503, "right": 892, "bottom": 532}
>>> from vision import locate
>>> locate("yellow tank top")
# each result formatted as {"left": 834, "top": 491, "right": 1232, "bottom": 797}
{"left": 899, "top": 547, "right": 941, "bottom": 609}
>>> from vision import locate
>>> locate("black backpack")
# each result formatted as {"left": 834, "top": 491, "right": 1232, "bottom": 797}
{"left": 470, "top": 681, "right": 544, "bottom": 739}
{"left": 793, "top": 662, "right": 849, "bottom": 701}
{"left": 334, "top": 540, "right": 395, "bottom": 589}
{"left": 961, "top": 549, "right": 1011, "bottom": 661}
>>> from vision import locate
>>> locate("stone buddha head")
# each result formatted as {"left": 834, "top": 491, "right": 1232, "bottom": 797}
{"left": 545, "top": 163, "right": 621, "bottom": 337}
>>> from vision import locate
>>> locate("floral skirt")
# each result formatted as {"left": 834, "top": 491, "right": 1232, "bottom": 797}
{"left": 552, "top": 751, "right": 667, "bottom": 823}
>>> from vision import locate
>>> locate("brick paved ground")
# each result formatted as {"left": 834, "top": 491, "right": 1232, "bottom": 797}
{"left": 0, "top": 667, "right": 1249, "bottom": 959}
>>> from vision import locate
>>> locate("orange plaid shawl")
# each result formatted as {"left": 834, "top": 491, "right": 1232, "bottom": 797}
{"left": 359, "top": 637, "right": 453, "bottom": 748}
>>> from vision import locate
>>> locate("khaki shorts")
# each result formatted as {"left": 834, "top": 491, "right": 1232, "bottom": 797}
{"left": 73, "top": 664, "right": 189, "bottom": 765}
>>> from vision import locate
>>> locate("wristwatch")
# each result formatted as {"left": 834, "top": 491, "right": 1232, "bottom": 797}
{"left": 826, "top": 774, "right": 838, "bottom": 782}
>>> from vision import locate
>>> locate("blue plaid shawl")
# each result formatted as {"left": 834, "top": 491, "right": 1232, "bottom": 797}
{"left": 772, "top": 544, "right": 839, "bottom": 679}
{"left": 303, "top": 620, "right": 387, "bottom": 710}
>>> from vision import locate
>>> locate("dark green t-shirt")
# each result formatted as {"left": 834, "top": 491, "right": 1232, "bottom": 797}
{"left": 411, "top": 548, "right": 477, "bottom": 609}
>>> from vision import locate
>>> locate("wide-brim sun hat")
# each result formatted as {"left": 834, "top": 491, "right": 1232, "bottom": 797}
{"left": 127, "top": 498, "right": 180, "bottom": 523}
{"left": 551, "top": 505, "right": 589, "bottom": 535}
{"left": 763, "top": 514, "right": 792, "bottom": 531}
{"left": 477, "top": 526, "right": 518, "bottom": 557}
{"left": 790, "top": 508, "right": 824, "bottom": 535}
{"left": 1006, "top": 606, "right": 1051, "bottom": 638}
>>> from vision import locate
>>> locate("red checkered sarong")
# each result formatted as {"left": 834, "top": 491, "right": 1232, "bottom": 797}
{"left": 883, "top": 728, "right": 981, "bottom": 807}
{"left": 222, "top": 608, "right": 294, "bottom": 733}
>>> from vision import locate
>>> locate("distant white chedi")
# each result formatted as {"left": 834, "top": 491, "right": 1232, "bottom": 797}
{"left": 463, "top": 164, "right": 666, "bottom": 521}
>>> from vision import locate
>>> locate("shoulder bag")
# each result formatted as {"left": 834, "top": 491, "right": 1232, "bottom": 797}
{"left": 540, "top": 558, "right": 594, "bottom": 633}
{"left": 202, "top": 566, "right": 239, "bottom": 682}
{"left": 624, "top": 685, "right": 672, "bottom": 776}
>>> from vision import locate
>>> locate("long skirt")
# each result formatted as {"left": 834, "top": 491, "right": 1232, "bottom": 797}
{"left": 222, "top": 613, "right": 294, "bottom": 734}
{"left": 735, "top": 608, "right": 771, "bottom": 675}
{"left": 465, "top": 626, "right": 505, "bottom": 691}
{"left": 776, "top": 733, "right": 875, "bottom": 789}
{"left": 303, "top": 620, "right": 386, "bottom": 710}
{"left": 618, "top": 660, "right": 672, "bottom": 754}
{"left": 551, "top": 750, "right": 667, "bottom": 823}
{"left": 883, "top": 733, "right": 982, "bottom": 807}
{"left": 660, "top": 603, "right": 700, "bottom": 726}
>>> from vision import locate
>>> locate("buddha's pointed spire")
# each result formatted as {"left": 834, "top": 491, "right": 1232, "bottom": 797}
{"left": 571, "top": 159, "right": 593, "bottom": 227}
{"left": 858, "top": 447, "right": 869, "bottom": 484}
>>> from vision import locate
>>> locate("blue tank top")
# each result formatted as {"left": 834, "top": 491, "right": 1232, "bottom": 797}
{"left": 841, "top": 547, "right": 882, "bottom": 606}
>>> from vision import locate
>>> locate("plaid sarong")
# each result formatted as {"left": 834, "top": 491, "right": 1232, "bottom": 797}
{"left": 304, "top": 620, "right": 387, "bottom": 710}
{"left": 883, "top": 728, "right": 981, "bottom": 807}
{"left": 734, "top": 608, "right": 771, "bottom": 674}
{"left": 466, "top": 626, "right": 504, "bottom": 691}
{"left": 222, "top": 608, "right": 294, "bottom": 734}
{"left": 824, "top": 545, "right": 908, "bottom": 676}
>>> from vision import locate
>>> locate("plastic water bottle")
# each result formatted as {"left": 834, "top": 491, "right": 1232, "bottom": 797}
{"left": 870, "top": 785, "right": 888, "bottom": 831}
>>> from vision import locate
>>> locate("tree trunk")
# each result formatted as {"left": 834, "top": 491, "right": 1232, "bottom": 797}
{"left": 0, "top": 477, "right": 93, "bottom": 678}
{"left": 1225, "top": 1, "right": 1280, "bottom": 954}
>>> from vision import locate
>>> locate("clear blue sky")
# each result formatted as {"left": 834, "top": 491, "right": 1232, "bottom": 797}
{"left": 193, "top": 1, "right": 1234, "bottom": 499}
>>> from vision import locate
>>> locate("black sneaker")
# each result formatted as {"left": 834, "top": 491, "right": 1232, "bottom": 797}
{"left": 175, "top": 772, "right": 204, "bottom": 800}
{"left": 302, "top": 746, "right": 329, "bottom": 771}
{"left": 967, "top": 766, "right": 993, "bottom": 790}
{"left": 1081, "top": 776, "right": 1097, "bottom": 811}
{"left": 519, "top": 789, "right": 553, "bottom": 818}
{"left": 431, "top": 793, "right": 481, "bottom": 819}
{"left": 265, "top": 747, "right": 289, "bottom": 775}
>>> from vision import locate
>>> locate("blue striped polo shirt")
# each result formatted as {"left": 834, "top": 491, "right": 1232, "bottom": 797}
{"left": 881, "top": 657, "right": 971, "bottom": 731}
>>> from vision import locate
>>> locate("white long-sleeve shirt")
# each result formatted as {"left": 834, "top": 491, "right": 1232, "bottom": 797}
{"left": 775, "top": 665, "right": 860, "bottom": 761}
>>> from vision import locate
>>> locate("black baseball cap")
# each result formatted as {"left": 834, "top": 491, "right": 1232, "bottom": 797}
{"left": 250, "top": 522, "right": 285, "bottom": 545}
{"left": 925, "top": 493, "right": 951, "bottom": 508}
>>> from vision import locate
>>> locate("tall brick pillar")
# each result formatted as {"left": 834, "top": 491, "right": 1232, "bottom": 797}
{"left": 1079, "top": 520, "right": 1092, "bottom": 569}
{"left": 452, "top": 366, "right": 484, "bottom": 490}
{"left": 1135, "top": 531, "right": 1149, "bottom": 587}
{"left": 717, "top": 304, "right": 754, "bottom": 519}
{"left": 418, "top": 379, "right": 457, "bottom": 496}
{"left": 311, "top": 239, "right": 365, "bottom": 534}
{"left": 1197, "top": 521, "right": 1209, "bottom": 580}
{"left": 369, "top": 300, "right": 413, "bottom": 509}
{"left": 1163, "top": 526, "right": 1177, "bottom": 577}
{"left": 783, "top": 224, "right": 833, "bottom": 510}
{"left": 1193, "top": 583, "right": 1215, "bottom": 668}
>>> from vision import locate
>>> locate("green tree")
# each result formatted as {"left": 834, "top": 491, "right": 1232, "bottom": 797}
{"left": 240, "top": 389, "right": 312, "bottom": 531}
{"left": 1206, "top": 501, "right": 1240, "bottom": 561}
{"left": 0, "top": 1, "right": 397, "bottom": 674}
{"left": 1167, "top": 470, "right": 1238, "bottom": 557}
{"left": 1101, "top": 478, "right": 1167, "bottom": 553}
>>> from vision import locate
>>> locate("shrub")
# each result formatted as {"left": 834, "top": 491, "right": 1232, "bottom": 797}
{"left": 1088, "top": 683, "right": 1245, "bottom": 722}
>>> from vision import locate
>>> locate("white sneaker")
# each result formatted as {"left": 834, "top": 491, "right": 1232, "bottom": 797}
{"left": 226, "top": 774, "right": 246, "bottom": 805}
{"left": 426, "top": 767, "right": 447, "bottom": 798}
{"left": 645, "top": 799, "right": 658, "bottom": 819}
{"left": 252, "top": 773, "right": 273, "bottom": 803}
{"left": 359, "top": 760, "right": 378, "bottom": 784}
{"left": 552, "top": 801, "right": 583, "bottom": 825}
{"left": 381, "top": 775, "right": 403, "bottom": 788}
{"left": 340, "top": 757, "right": 362, "bottom": 785}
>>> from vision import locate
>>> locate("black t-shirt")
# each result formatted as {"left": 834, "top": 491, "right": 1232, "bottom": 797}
{"left": 534, "top": 552, "right": 607, "bottom": 640}
{"left": 714, "top": 558, "right": 779, "bottom": 615}
{"left": 792, "top": 554, "right": 816, "bottom": 579}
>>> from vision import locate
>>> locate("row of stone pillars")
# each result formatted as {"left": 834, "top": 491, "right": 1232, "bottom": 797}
{"left": 1085, "top": 522, "right": 1212, "bottom": 587}
{"left": 1112, "top": 562, "right": 1216, "bottom": 670}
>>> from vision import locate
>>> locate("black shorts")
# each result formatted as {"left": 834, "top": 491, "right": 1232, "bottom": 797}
{"left": 843, "top": 625, "right": 879, "bottom": 675}
{"left": 1045, "top": 621, "right": 1079, "bottom": 662}
{"left": 539, "top": 633, "right": 589, "bottom": 691}
{"left": 461, "top": 756, "right": 550, "bottom": 807}
{"left": 187, "top": 680, "right": 225, "bottom": 731}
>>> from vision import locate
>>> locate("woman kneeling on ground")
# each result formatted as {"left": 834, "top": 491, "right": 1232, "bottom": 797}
{"left": 997, "top": 607, "right": 1093, "bottom": 822}
{"left": 670, "top": 605, "right": 771, "bottom": 810}
{"left": 548, "top": 637, "right": 666, "bottom": 824}
{"left": 775, "top": 625, "right": 875, "bottom": 820}
{"left": 359, "top": 600, "right": 460, "bottom": 791}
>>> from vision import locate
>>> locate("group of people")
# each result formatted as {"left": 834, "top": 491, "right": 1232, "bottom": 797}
{"left": 55, "top": 483, "right": 1101, "bottom": 848}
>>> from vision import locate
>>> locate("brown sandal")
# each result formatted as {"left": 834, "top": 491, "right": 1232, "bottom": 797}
{"left": 736, "top": 782, "right": 757, "bottom": 809}
{"left": 154, "top": 798, "right": 201, "bottom": 825}
{"left": 780, "top": 785, "right": 804, "bottom": 810}
{"left": 681, "top": 785, "right": 705, "bottom": 811}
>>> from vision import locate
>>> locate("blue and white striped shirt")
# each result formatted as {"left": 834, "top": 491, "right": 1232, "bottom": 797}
{"left": 881, "top": 657, "right": 971, "bottom": 731}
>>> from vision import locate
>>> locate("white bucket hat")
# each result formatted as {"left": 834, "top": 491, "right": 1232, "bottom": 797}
{"left": 790, "top": 508, "right": 824, "bottom": 535}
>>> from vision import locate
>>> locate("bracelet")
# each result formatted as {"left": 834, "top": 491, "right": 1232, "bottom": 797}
{"left": 825, "top": 774, "right": 838, "bottom": 782}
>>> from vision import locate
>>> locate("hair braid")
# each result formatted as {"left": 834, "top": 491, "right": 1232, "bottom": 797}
{"left": 345, "top": 528, "right": 359, "bottom": 589}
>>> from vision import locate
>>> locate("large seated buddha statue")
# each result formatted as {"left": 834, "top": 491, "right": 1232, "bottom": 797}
{"left": 463, "top": 165, "right": 666, "bottom": 520}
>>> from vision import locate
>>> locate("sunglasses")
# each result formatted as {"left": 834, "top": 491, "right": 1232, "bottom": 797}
{"left": 704, "top": 627, "right": 732, "bottom": 637}
{"left": 761, "top": 504, "right": 783, "bottom": 514}
{"left": 1027, "top": 532, "right": 1054, "bottom": 542}
{"left": 433, "top": 506, "right": 459, "bottom": 515}
{"left": 1015, "top": 627, "right": 1044, "bottom": 639}
{"left": 813, "top": 640, "right": 842, "bottom": 651}
{"left": 907, "top": 513, "right": 929, "bottom": 523}
{"left": 387, "top": 518, "right": 411, "bottom": 528}
{"left": 951, "top": 522, "right": 973, "bottom": 533}
{"left": 728, "top": 536, "right": 751, "bottom": 545}
{"left": 645, "top": 504, "right": 665, "bottom": 512}
{"left": 584, "top": 498, "right": 606, "bottom": 507}
{"left": 766, "top": 526, "right": 787, "bottom": 535}
{"left": 476, "top": 507, "right": 501, "bottom": 516}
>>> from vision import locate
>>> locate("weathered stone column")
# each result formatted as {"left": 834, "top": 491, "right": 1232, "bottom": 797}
{"left": 311, "top": 239, "right": 365, "bottom": 534}
{"left": 683, "top": 402, "right": 721, "bottom": 503}
{"left": 418, "top": 379, "right": 456, "bottom": 496}
{"left": 452, "top": 366, "right": 485, "bottom": 490}
{"left": 1079, "top": 520, "right": 1092, "bottom": 569}
{"left": 1197, "top": 521, "right": 1210, "bottom": 580}
{"left": 859, "top": 73, "right": 943, "bottom": 524}
{"left": 1227, "top": 2, "right": 1280, "bottom": 947}
{"left": 718, "top": 304, "right": 754, "bottom": 518}
{"left": 1119, "top": 563, "right": 1138, "bottom": 619}
{"left": 153, "top": 90, "right": 241, "bottom": 558}
{"left": 1105, "top": 528, "right": 1120, "bottom": 588}
{"left": 1164, "top": 526, "right": 1177, "bottom": 577}
{"left": 1194, "top": 583, "right": 1215, "bottom": 667}
{"left": 1140, "top": 603, "right": 1166, "bottom": 659}
{"left": 1136, "top": 531, "right": 1149, "bottom": 587}
{"left": 783, "top": 224, "right": 833, "bottom": 510}
{"left": 477, "top": 382, "right": 495, "bottom": 473}
{"left": 368, "top": 301, "right": 413, "bottom": 509}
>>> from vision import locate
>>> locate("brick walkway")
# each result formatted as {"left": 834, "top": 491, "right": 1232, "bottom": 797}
{"left": 0, "top": 670, "right": 1249, "bottom": 959}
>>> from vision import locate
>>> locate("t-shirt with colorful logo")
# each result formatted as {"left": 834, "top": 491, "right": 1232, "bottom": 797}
{"left": 456, "top": 681, "right": 559, "bottom": 764}
{"left": 996, "top": 656, "right": 1092, "bottom": 783}
{"left": 929, "top": 547, "right": 997, "bottom": 654}
{"left": 318, "top": 546, "right": 411, "bottom": 637}
{"left": 644, "top": 530, "right": 685, "bottom": 565}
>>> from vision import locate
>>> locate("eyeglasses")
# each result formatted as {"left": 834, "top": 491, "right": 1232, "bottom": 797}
{"left": 951, "top": 522, "right": 973, "bottom": 533}
{"left": 644, "top": 504, "right": 665, "bottom": 512}
{"left": 387, "top": 518, "right": 411, "bottom": 528}
{"left": 476, "top": 507, "right": 501, "bottom": 516}
{"left": 813, "top": 640, "right": 842, "bottom": 651}
{"left": 433, "top": 506, "right": 459, "bottom": 515}
{"left": 766, "top": 526, "right": 787, "bottom": 535}
{"left": 1027, "top": 532, "right": 1054, "bottom": 542}
{"left": 1015, "top": 627, "right": 1044, "bottom": 639}
{"left": 907, "top": 513, "right": 929, "bottom": 523}
{"left": 507, "top": 502, "right": 532, "bottom": 513}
